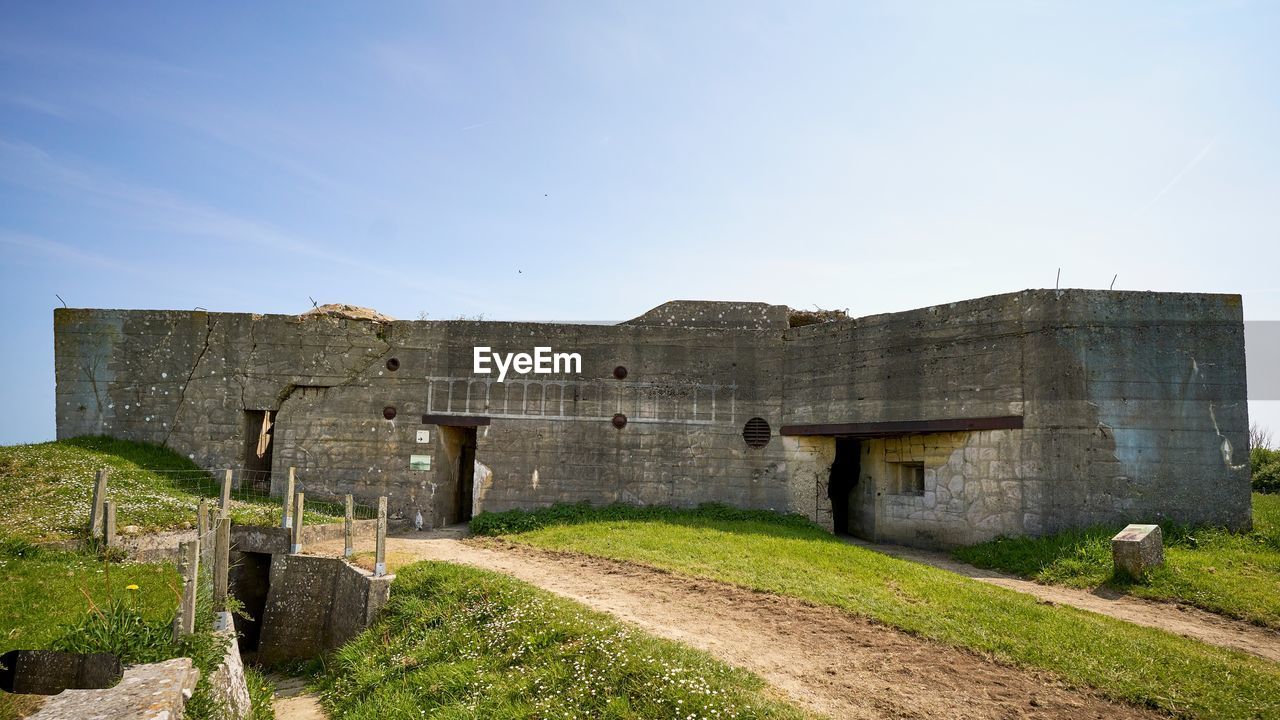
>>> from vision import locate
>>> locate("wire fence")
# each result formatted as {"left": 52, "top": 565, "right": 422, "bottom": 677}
{"left": 91, "top": 465, "right": 381, "bottom": 530}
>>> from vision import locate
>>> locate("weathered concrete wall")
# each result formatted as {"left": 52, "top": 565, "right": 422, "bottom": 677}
{"left": 1018, "top": 291, "right": 1251, "bottom": 533}
{"left": 781, "top": 436, "right": 835, "bottom": 531}
{"left": 54, "top": 290, "right": 1251, "bottom": 547}
{"left": 254, "top": 554, "right": 392, "bottom": 665}
{"left": 0, "top": 651, "right": 120, "bottom": 696}
{"left": 55, "top": 304, "right": 790, "bottom": 527}
{"left": 27, "top": 658, "right": 199, "bottom": 720}
{"left": 208, "top": 612, "right": 251, "bottom": 720}
{"left": 780, "top": 290, "right": 1251, "bottom": 545}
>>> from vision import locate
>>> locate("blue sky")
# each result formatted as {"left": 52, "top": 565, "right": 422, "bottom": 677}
{"left": 1, "top": 1, "right": 1278, "bottom": 444}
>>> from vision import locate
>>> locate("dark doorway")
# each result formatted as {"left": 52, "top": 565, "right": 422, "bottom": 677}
{"left": 455, "top": 428, "right": 477, "bottom": 523}
{"left": 828, "top": 438, "right": 861, "bottom": 535}
{"left": 228, "top": 551, "right": 272, "bottom": 653}
{"left": 242, "top": 410, "right": 274, "bottom": 493}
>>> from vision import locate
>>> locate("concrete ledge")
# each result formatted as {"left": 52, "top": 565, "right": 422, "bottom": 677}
{"left": 27, "top": 658, "right": 198, "bottom": 720}
{"left": 231, "top": 519, "right": 382, "bottom": 556}
{"left": 208, "top": 612, "right": 251, "bottom": 720}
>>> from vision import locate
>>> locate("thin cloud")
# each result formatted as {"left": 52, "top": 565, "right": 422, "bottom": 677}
{"left": 369, "top": 44, "right": 448, "bottom": 88}
{"left": 0, "top": 139, "right": 487, "bottom": 306}
{"left": 1, "top": 95, "right": 71, "bottom": 119}
{"left": 0, "top": 230, "right": 139, "bottom": 274}
{"left": 0, "top": 33, "right": 204, "bottom": 78}
{"left": 1136, "top": 136, "right": 1218, "bottom": 216}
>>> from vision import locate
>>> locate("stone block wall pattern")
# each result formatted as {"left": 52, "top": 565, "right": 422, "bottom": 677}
{"left": 54, "top": 290, "right": 1251, "bottom": 548}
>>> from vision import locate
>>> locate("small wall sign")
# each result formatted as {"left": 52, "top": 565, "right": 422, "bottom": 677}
{"left": 409, "top": 454, "right": 432, "bottom": 471}
{"left": 416, "top": 430, "right": 430, "bottom": 444}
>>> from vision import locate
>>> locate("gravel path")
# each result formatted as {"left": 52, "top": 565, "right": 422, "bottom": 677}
{"left": 309, "top": 531, "right": 1161, "bottom": 720}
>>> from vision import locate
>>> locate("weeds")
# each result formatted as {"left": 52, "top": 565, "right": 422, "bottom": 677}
{"left": 316, "top": 561, "right": 807, "bottom": 719}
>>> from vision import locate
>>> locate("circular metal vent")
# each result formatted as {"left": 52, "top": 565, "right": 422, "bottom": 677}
{"left": 742, "top": 417, "right": 771, "bottom": 448}
{"left": 383, "top": 406, "right": 397, "bottom": 420}
{"left": 386, "top": 358, "right": 400, "bottom": 371}
{"left": 613, "top": 365, "right": 628, "bottom": 380}
{"left": 612, "top": 413, "right": 628, "bottom": 429}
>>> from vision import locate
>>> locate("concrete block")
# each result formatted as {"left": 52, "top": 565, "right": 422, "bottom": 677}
{"left": 27, "top": 658, "right": 198, "bottom": 720}
{"left": 209, "top": 612, "right": 251, "bottom": 720}
{"left": 0, "top": 651, "right": 121, "bottom": 695}
{"left": 1112, "top": 524, "right": 1164, "bottom": 579}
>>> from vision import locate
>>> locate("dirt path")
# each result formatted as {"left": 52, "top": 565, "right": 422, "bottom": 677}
{"left": 843, "top": 537, "right": 1280, "bottom": 663}
{"left": 310, "top": 532, "right": 1157, "bottom": 720}
{"left": 269, "top": 675, "right": 328, "bottom": 720}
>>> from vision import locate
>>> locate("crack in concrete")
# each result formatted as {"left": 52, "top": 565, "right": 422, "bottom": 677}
{"left": 163, "top": 314, "right": 215, "bottom": 447}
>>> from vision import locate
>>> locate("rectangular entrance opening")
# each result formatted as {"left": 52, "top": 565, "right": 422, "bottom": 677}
{"left": 228, "top": 551, "right": 272, "bottom": 653}
{"left": 456, "top": 427, "right": 476, "bottom": 523}
{"left": 241, "top": 410, "right": 274, "bottom": 493}
{"left": 829, "top": 437, "right": 861, "bottom": 535}
{"left": 438, "top": 424, "right": 480, "bottom": 526}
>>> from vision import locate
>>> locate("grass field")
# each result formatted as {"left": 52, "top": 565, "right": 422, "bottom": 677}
{"left": 0, "top": 540, "right": 179, "bottom": 720}
{"left": 316, "top": 560, "right": 808, "bottom": 720}
{"left": 0, "top": 539, "right": 275, "bottom": 720}
{"left": 476, "top": 503, "right": 1280, "bottom": 720}
{"left": 955, "top": 493, "right": 1280, "bottom": 628}
{"left": 0, "top": 541, "right": 179, "bottom": 654}
{"left": 0, "top": 436, "right": 345, "bottom": 544}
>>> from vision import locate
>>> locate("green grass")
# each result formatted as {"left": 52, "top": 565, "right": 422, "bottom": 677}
{"left": 954, "top": 493, "right": 1280, "bottom": 629}
{"left": 0, "top": 540, "right": 274, "bottom": 720}
{"left": 0, "top": 542, "right": 176, "bottom": 719}
{"left": 0, "top": 540, "right": 178, "bottom": 654}
{"left": 0, "top": 436, "right": 345, "bottom": 544}
{"left": 476, "top": 503, "right": 1280, "bottom": 720}
{"left": 0, "top": 541, "right": 178, "bottom": 720}
{"left": 245, "top": 667, "right": 278, "bottom": 720}
{"left": 316, "top": 561, "right": 808, "bottom": 720}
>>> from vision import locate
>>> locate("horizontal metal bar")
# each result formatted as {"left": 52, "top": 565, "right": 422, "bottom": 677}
{"left": 779, "top": 415, "right": 1024, "bottom": 437}
{"left": 421, "top": 414, "right": 491, "bottom": 426}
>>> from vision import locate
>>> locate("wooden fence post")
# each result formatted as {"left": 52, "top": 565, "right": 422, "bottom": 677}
{"left": 290, "top": 492, "right": 304, "bottom": 554}
{"left": 197, "top": 499, "right": 209, "bottom": 537}
{"left": 174, "top": 539, "right": 199, "bottom": 640}
{"left": 103, "top": 499, "right": 116, "bottom": 548}
{"left": 375, "top": 496, "right": 387, "bottom": 577}
{"left": 220, "top": 469, "right": 233, "bottom": 517}
{"left": 213, "top": 517, "right": 231, "bottom": 612}
{"left": 281, "top": 467, "right": 295, "bottom": 529}
{"left": 344, "top": 494, "right": 354, "bottom": 559}
{"left": 197, "top": 499, "right": 211, "bottom": 567}
{"left": 89, "top": 469, "right": 109, "bottom": 537}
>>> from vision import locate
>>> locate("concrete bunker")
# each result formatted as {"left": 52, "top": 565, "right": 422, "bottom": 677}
{"left": 53, "top": 290, "right": 1254, "bottom": 549}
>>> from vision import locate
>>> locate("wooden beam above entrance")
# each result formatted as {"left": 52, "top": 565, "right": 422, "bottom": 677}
{"left": 779, "top": 415, "right": 1023, "bottom": 437}
{"left": 421, "top": 414, "right": 491, "bottom": 427}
